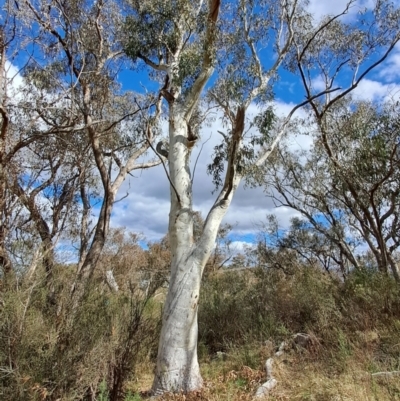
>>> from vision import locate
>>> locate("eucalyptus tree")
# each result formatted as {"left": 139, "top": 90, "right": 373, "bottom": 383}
{"left": 263, "top": 99, "right": 400, "bottom": 280}
{"left": 255, "top": 214, "right": 357, "bottom": 277}
{"left": 1, "top": 0, "right": 161, "bottom": 317}
{"left": 125, "top": 0, "right": 400, "bottom": 393}
{"left": 0, "top": 1, "right": 71, "bottom": 284}
{"left": 125, "top": 0, "right": 222, "bottom": 392}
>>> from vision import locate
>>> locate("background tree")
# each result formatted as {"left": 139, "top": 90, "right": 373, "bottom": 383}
{"left": 0, "top": 0, "right": 162, "bottom": 318}
{"left": 22, "top": 0, "right": 162, "bottom": 316}
{"left": 254, "top": 214, "right": 358, "bottom": 278}
{"left": 263, "top": 99, "right": 400, "bottom": 280}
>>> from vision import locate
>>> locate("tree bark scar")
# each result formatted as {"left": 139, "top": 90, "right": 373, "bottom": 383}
{"left": 223, "top": 106, "right": 245, "bottom": 201}
{"left": 235, "top": 106, "right": 245, "bottom": 138}
{"left": 161, "top": 89, "right": 175, "bottom": 104}
{"left": 210, "top": 0, "right": 221, "bottom": 23}
{"left": 187, "top": 124, "right": 198, "bottom": 149}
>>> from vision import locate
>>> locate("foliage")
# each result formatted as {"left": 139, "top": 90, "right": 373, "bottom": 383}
{"left": 0, "top": 245, "right": 163, "bottom": 401}
{"left": 125, "top": 0, "right": 208, "bottom": 93}
{"left": 262, "top": 99, "right": 400, "bottom": 279}
{"left": 199, "top": 262, "right": 400, "bottom": 359}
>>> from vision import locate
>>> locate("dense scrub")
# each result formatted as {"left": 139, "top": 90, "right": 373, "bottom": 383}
{"left": 1, "top": 233, "right": 400, "bottom": 400}
{"left": 199, "top": 266, "right": 400, "bottom": 358}
{"left": 0, "top": 264, "right": 162, "bottom": 401}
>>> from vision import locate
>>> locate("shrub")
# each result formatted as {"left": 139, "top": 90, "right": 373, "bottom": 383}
{"left": 198, "top": 264, "right": 400, "bottom": 363}
{"left": 0, "top": 270, "right": 161, "bottom": 401}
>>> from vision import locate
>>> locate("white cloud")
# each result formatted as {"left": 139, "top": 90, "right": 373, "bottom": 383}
{"left": 4, "top": 61, "right": 24, "bottom": 99}
{"left": 230, "top": 240, "right": 250, "bottom": 250}
{"left": 110, "top": 168, "right": 171, "bottom": 241}
{"left": 352, "top": 78, "right": 400, "bottom": 102}
{"left": 229, "top": 240, "right": 254, "bottom": 254}
{"left": 311, "top": 76, "right": 327, "bottom": 92}
{"left": 273, "top": 100, "right": 304, "bottom": 118}
{"left": 379, "top": 46, "right": 400, "bottom": 83}
{"left": 306, "top": 0, "right": 374, "bottom": 22}
{"left": 108, "top": 102, "right": 308, "bottom": 243}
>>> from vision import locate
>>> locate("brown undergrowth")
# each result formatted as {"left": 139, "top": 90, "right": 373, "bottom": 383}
{"left": 132, "top": 340, "right": 400, "bottom": 401}
{"left": 2, "top": 258, "right": 399, "bottom": 400}
{"left": 130, "top": 266, "right": 400, "bottom": 400}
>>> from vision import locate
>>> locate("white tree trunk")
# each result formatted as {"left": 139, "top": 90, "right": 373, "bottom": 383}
{"left": 152, "top": 111, "right": 201, "bottom": 393}
{"left": 152, "top": 103, "right": 239, "bottom": 393}
{"left": 152, "top": 254, "right": 203, "bottom": 393}
{"left": 150, "top": 2, "right": 224, "bottom": 389}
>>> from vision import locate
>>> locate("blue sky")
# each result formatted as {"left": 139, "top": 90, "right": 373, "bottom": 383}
{"left": 107, "top": 0, "right": 400, "bottom": 255}
{"left": 5, "top": 0, "right": 400, "bottom": 256}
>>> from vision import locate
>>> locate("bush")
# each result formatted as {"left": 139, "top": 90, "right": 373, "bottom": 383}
{"left": 198, "top": 265, "right": 400, "bottom": 363}
{"left": 0, "top": 270, "right": 161, "bottom": 401}
{"left": 198, "top": 270, "right": 287, "bottom": 354}
{"left": 341, "top": 269, "right": 400, "bottom": 330}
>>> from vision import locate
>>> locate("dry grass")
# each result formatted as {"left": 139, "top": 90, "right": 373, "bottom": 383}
{"left": 4, "top": 262, "right": 399, "bottom": 400}
{"left": 128, "top": 266, "right": 400, "bottom": 401}
{"left": 267, "top": 353, "right": 400, "bottom": 401}
{"left": 131, "top": 336, "right": 400, "bottom": 401}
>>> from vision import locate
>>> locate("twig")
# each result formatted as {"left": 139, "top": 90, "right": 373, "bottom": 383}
{"left": 192, "top": 134, "right": 211, "bottom": 185}
{"left": 371, "top": 371, "right": 400, "bottom": 378}
{"left": 144, "top": 128, "right": 181, "bottom": 205}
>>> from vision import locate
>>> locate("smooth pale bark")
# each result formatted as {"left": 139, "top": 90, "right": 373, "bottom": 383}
{"left": 152, "top": 254, "right": 203, "bottom": 393}
{"left": 153, "top": 105, "right": 242, "bottom": 393}
{"left": 149, "top": 0, "right": 223, "bottom": 391}
{"left": 153, "top": 210, "right": 238, "bottom": 393}
{"left": 106, "top": 270, "right": 119, "bottom": 292}
{"left": 153, "top": 110, "right": 202, "bottom": 392}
